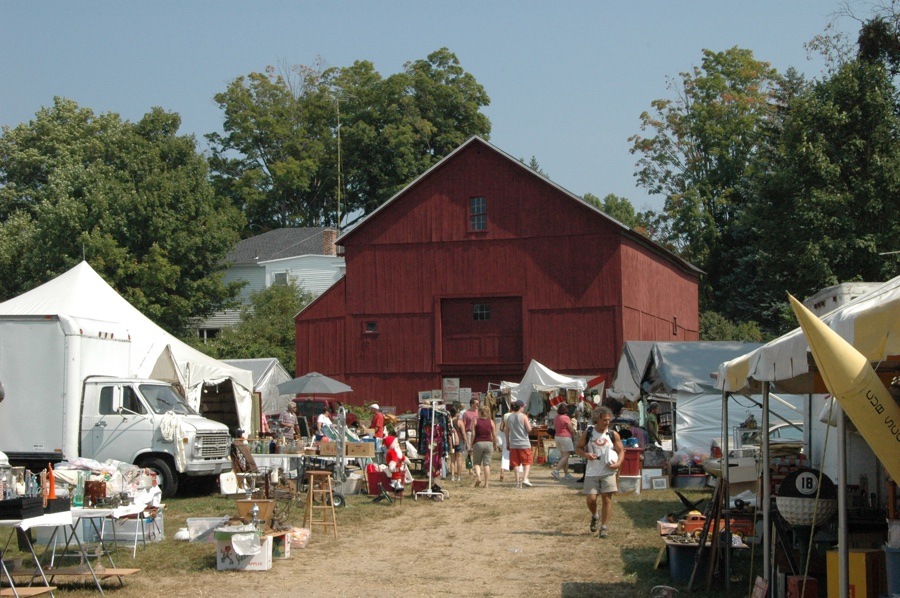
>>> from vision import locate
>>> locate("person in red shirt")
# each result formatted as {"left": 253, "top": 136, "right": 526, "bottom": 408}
{"left": 369, "top": 403, "right": 385, "bottom": 438}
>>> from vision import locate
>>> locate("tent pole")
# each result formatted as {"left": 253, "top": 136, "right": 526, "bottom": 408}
{"left": 837, "top": 403, "right": 848, "bottom": 598}
{"left": 762, "top": 381, "right": 771, "bottom": 587}
{"left": 722, "top": 388, "right": 732, "bottom": 591}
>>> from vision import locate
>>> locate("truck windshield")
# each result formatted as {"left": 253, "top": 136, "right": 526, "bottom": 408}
{"left": 139, "top": 384, "right": 197, "bottom": 415}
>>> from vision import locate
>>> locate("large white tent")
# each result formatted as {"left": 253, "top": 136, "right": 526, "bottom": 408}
{"left": 0, "top": 261, "right": 254, "bottom": 432}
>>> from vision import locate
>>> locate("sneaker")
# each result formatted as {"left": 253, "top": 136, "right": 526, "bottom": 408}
{"left": 550, "top": 470, "right": 560, "bottom": 480}
{"left": 522, "top": 479, "right": 533, "bottom": 487}
{"left": 565, "top": 473, "right": 576, "bottom": 480}
{"left": 590, "top": 516, "right": 599, "bottom": 533}
{"left": 515, "top": 482, "right": 522, "bottom": 489}
{"left": 599, "top": 525, "right": 609, "bottom": 539}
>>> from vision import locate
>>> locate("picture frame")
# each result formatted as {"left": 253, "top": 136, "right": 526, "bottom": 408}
{"left": 641, "top": 467, "right": 663, "bottom": 489}
{"left": 650, "top": 476, "right": 669, "bottom": 491}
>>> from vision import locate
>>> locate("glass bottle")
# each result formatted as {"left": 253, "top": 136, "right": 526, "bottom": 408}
{"left": 72, "top": 471, "right": 85, "bottom": 507}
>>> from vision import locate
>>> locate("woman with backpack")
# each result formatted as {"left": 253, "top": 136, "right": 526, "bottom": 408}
{"left": 575, "top": 406, "right": 624, "bottom": 538}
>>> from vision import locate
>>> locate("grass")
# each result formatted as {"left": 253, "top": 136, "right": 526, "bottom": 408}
{"left": 1, "top": 474, "right": 768, "bottom": 597}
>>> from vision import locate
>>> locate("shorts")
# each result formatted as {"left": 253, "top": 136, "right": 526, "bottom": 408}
{"left": 473, "top": 441, "right": 494, "bottom": 466}
{"left": 583, "top": 474, "right": 618, "bottom": 495}
{"left": 454, "top": 442, "right": 467, "bottom": 454}
{"left": 555, "top": 436, "right": 574, "bottom": 452}
{"left": 509, "top": 448, "right": 533, "bottom": 467}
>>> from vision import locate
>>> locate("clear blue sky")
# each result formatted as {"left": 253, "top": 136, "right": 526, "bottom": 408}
{"left": 1, "top": 2, "right": 863, "bottom": 213}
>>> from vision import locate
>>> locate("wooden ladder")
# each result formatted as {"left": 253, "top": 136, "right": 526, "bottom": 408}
{"left": 303, "top": 470, "right": 338, "bottom": 539}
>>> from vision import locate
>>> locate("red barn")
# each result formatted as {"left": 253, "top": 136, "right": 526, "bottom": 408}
{"left": 294, "top": 137, "right": 700, "bottom": 413}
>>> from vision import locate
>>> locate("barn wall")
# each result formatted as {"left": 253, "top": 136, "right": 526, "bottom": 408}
{"left": 296, "top": 138, "right": 700, "bottom": 414}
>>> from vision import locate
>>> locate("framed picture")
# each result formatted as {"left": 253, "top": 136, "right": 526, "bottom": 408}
{"left": 650, "top": 476, "right": 669, "bottom": 491}
{"left": 641, "top": 467, "right": 663, "bottom": 489}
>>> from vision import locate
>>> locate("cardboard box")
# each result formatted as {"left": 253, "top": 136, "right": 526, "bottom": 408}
{"left": 318, "top": 442, "right": 340, "bottom": 457}
{"left": 346, "top": 442, "right": 375, "bottom": 458}
{"left": 270, "top": 532, "right": 290, "bottom": 559}
{"left": 215, "top": 532, "right": 272, "bottom": 571}
{"left": 826, "top": 548, "right": 886, "bottom": 598}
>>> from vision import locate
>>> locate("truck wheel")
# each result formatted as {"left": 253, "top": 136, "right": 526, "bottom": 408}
{"left": 140, "top": 457, "right": 179, "bottom": 498}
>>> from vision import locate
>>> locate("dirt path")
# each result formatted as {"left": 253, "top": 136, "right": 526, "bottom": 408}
{"left": 60, "top": 467, "right": 684, "bottom": 597}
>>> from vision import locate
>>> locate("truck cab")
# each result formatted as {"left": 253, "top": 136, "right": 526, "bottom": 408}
{"left": 80, "top": 377, "right": 231, "bottom": 497}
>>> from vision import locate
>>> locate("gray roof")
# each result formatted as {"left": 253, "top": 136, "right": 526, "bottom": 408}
{"left": 228, "top": 228, "right": 333, "bottom": 265}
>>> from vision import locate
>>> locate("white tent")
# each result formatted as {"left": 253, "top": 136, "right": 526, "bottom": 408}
{"left": 718, "top": 274, "right": 900, "bottom": 394}
{"left": 501, "top": 359, "right": 587, "bottom": 407}
{"left": 222, "top": 357, "right": 293, "bottom": 415}
{"left": 0, "top": 261, "right": 254, "bottom": 432}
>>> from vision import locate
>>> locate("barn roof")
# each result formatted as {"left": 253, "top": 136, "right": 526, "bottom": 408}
{"left": 228, "top": 227, "right": 335, "bottom": 265}
{"left": 337, "top": 136, "right": 702, "bottom": 276}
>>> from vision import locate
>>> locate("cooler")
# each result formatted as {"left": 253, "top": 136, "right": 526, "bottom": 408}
{"left": 621, "top": 448, "right": 642, "bottom": 477}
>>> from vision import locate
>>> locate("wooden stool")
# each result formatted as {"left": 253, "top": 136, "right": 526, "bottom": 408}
{"left": 303, "top": 470, "right": 337, "bottom": 539}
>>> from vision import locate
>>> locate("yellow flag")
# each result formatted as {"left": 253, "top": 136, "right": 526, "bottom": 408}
{"left": 789, "top": 294, "right": 900, "bottom": 482}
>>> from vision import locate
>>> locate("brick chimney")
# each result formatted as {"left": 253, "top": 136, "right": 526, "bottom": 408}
{"left": 321, "top": 228, "right": 337, "bottom": 256}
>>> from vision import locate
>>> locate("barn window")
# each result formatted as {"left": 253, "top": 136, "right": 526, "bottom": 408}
{"left": 473, "top": 303, "right": 491, "bottom": 321}
{"left": 364, "top": 321, "right": 379, "bottom": 334}
{"left": 468, "top": 196, "right": 487, "bottom": 231}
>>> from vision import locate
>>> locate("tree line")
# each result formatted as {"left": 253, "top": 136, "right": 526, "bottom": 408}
{"left": 1, "top": 12, "right": 897, "bottom": 348}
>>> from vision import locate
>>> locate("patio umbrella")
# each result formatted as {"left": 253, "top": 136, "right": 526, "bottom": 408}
{"left": 276, "top": 372, "right": 353, "bottom": 396}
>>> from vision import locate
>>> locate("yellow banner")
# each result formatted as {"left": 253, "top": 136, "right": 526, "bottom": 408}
{"left": 789, "top": 295, "right": 900, "bottom": 483}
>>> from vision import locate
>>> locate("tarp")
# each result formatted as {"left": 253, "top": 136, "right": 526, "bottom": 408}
{"left": 638, "top": 342, "right": 806, "bottom": 451}
{"left": 717, "top": 274, "right": 900, "bottom": 393}
{"left": 222, "top": 358, "right": 293, "bottom": 415}
{"left": 0, "top": 261, "right": 254, "bottom": 432}
{"left": 606, "top": 341, "right": 655, "bottom": 402}
{"left": 501, "top": 359, "right": 587, "bottom": 402}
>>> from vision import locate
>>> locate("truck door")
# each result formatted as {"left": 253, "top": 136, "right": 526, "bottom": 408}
{"left": 81, "top": 384, "right": 154, "bottom": 462}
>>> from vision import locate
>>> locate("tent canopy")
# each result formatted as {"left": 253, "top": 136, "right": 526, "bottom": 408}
{"left": 635, "top": 342, "right": 802, "bottom": 451}
{"left": 222, "top": 358, "right": 293, "bottom": 415}
{"left": 606, "top": 341, "right": 655, "bottom": 402}
{"left": 0, "top": 261, "right": 254, "bottom": 432}
{"left": 501, "top": 359, "right": 586, "bottom": 401}
{"left": 718, "top": 274, "right": 900, "bottom": 393}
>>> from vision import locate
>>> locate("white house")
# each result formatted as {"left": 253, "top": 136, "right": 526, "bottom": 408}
{"left": 199, "top": 227, "right": 345, "bottom": 339}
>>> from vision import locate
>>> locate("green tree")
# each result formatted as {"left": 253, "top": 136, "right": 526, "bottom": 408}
{"left": 736, "top": 50, "right": 900, "bottom": 332}
{"left": 209, "top": 48, "right": 491, "bottom": 233}
{"left": 699, "top": 311, "right": 764, "bottom": 342}
{"left": 629, "top": 47, "right": 781, "bottom": 311}
{"left": 189, "top": 281, "right": 314, "bottom": 376}
{"left": 0, "top": 98, "right": 244, "bottom": 334}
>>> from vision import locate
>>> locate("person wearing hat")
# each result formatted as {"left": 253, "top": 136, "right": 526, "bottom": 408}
{"left": 369, "top": 403, "right": 385, "bottom": 439}
{"left": 646, "top": 401, "right": 661, "bottom": 446}
{"left": 505, "top": 399, "right": 533, "bottom": 488}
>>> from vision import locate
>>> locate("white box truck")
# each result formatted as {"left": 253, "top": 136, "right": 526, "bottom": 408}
{"left": 0, "top": 315, "right": 232, "bottom": 497}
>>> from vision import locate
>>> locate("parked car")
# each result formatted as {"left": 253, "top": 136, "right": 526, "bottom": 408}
{"left": 706, "top": 421, "right": 804, "bottom": 477}
{"left": 292, "top": 397, "right": 358, "bottom": 436}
